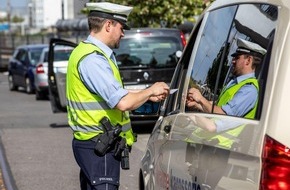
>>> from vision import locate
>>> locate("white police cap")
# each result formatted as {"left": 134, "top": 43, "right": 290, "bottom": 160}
{"left": 86, "top": 2, "right": 133, "bottom": 30}
{"left": 231, "top": 38, "right": 267, "bottom": 58}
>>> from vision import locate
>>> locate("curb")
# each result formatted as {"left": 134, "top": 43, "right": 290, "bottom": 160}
{"left": 0, "top": 137, "right": 18, "bottom": 190}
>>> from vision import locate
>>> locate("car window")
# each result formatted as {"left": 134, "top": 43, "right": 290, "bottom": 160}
{"left": 43, "top": 49, "right": 72, "bottom": 62}
{"left": 185, "top": 4, "right": 277, "bottom": 120}
{"left": 162, "top": 21, "right": 202, "bottom": 116}
{"left": 114, "top": 37, "right": 182, "bottom": 68}
{"left": 15, "top": 49, "right": 27, "bottom": 62}
{"left": 29, "top": 48, "right": 45, "bottom": 65}
{"left": 54, "top": 49, "right": 73, "bottom": 61}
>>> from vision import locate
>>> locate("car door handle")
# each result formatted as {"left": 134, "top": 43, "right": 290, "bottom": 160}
{"left": 164, "top": 125, "right": 172, "bottom": 134}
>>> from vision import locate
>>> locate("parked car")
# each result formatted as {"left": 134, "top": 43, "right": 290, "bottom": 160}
{"left": 33, "top": 46, "right": 73, "bottom": 100}
{"left": 139, "top": 0, "right": 290, "bottom": 190}
{"left": 8, "top": 44, "right": 48, "bottom": 94}
{"left": 47, "top": 28, "right": 186, "bottom": 125}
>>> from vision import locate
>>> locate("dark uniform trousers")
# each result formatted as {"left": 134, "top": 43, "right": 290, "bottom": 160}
{"left": 72, "top": 138, "right": 121, "bottom": 190}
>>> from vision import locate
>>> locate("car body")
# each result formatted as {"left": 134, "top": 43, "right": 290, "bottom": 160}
{"left": 33, "top": 46, "right": 73, "bottom": 100}
{"left": 47, "top": 28, "right": 186, "bottom": 125}
{"left": 8, "top": 44, "right": 48, "bottom": 94}
{"left": 139, "top": 0, "right": 290, "bottom": 189}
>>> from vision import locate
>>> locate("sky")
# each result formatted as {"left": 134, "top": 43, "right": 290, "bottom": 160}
{"left": 0, "top": 0, "right": 28, "bottom": 10}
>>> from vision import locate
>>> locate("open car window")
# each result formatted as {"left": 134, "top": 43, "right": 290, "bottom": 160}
{"left": 185, "top": 4, "right": 277, "bottom": 120}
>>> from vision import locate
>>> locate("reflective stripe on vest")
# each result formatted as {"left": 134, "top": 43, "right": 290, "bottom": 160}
{"left": 66, "top": 41, "right": 135, "bottom": 145}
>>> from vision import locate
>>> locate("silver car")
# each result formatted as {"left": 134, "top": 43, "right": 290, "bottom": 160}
{"left": 139, "top": 0, "right": 290, "bottom": 189}
{"left": 34, "top": 46, "right": 73, "bottom": 100}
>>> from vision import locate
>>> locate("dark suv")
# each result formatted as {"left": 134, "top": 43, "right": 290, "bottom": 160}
{"left": 47, "top": 28, "right": 186, "bottom": 125}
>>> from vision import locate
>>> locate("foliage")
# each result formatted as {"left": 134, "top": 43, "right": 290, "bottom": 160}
{"left": 0, "top": 15, "right": 24, "bottom": 23}
{"left": 11, "top": 15, "right": 24, "bottom": 23}
{"left": 84, "top": 0, "right": 214, "bottom": 28}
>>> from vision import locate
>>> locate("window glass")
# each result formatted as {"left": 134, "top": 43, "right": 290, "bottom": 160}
{"left": 29, "top": 49, "right": 44, "bottom": 65}
{"left": 186, "top": 4, "right": 277, "bottom": 119}
{"left": 54, "top": 50, "right": 73, "bottom": 62}
{"left": 188, "top": 6, "right": 237, "bottom": 100}
{"left": 16, "top": 49, "right": 26, "bottom": 62}
{"left": 114, "top": 37, "right": 182, "bottom": 68}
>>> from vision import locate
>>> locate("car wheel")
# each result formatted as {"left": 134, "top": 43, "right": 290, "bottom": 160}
{"left": 25, "top": 77, "right": 33, "bottom": 94}
{"left": 8, "top": 75, "right": 18, "bottom": 91}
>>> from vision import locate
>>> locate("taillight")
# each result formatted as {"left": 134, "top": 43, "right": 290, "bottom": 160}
{"left": 180, "top": 31, "right": 187, "bottom": 47}
{"left": 261, "top": 135, "right": 290, "bottom": 190}
{"left": 36, "top": 64, "right": 45, "bottom": 74}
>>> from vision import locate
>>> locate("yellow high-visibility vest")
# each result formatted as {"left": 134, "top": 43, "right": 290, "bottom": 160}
{"left": 66, "top": 41, "right": 135, "bottom": 145}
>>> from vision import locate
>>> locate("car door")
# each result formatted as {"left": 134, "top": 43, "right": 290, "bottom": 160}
{"left": 13, "top": 49, "right": 28, "bottom": 86}
{"left": 157, "top": 2, "right": 277, "bottom": 189}
{"left": 48, "top": 38, "right": 77, "bottom": 113}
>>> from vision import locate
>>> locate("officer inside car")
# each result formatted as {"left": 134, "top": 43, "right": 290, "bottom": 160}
{"left": 187, "top": 38, "right": 267, "bottom": 121}
{"left": 66, "top": 2, "right": 169, "bottom": 190}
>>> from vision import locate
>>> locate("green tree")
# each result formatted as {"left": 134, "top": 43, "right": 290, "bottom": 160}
{"left": 11, "top": 15, "right": 24, "bottom": 23}
{"left": 0, "top": 15, "right": 24, "bottom": 23}
{"left": 85, "top": 0, "right": 214, "bottom": 27}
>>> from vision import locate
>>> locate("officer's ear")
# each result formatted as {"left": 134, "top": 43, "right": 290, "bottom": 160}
{"left": 104, "top": 19, "right": 113, "bottom": 32}
{"left": 245, "top": 55, "right": 253, "bottom": 66}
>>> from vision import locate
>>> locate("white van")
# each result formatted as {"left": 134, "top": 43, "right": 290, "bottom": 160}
{"left": 139, "top": 0, "right": 290, "bottom": 189}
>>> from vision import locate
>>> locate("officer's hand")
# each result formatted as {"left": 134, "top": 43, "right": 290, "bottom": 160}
{"left": 149, "top": 82, "right": 169, "bottom": 97}
{"left": 149, "top": 95, "right": 165, "bottom": 102}
{"left": 188, "top": 88, "right": 203, "bottom": 103}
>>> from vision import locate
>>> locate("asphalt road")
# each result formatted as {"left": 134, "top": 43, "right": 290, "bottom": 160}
{"left": 0, "top": 72, "right": 151, "bottom": 190}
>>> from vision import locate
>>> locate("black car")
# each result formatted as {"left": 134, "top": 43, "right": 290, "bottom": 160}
{"left": 48, "top": 28, "right": 186, "bottom": 125}
{"left": 115, "top": 28, "right": 186, "bottom": 124}
{"left": 8, "top": 44, "right": 48, "bottom": 94}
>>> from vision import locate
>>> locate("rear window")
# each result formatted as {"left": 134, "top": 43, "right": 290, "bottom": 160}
{"left": 44, "top": 49, "right": 73, "bottom": 62}
{"left": 114, "top": 36, "right": 182, "bottom": 68}
{"left": 29, "top": 48, "right": 45, "bottom": 65}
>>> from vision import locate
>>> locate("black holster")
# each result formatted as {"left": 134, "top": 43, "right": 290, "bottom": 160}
{"left": 92, "top": 117, "right": 131, "bottom": 170}
{"left": 93, "top": 117, "right": 122, "bottom": 156}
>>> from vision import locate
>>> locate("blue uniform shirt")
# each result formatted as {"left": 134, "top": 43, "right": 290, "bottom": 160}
{"left": 78, "top": 35, "right": 128, "bottom": 108}
{"left": 216, "top": 72, "right": 258, "bottom": 132}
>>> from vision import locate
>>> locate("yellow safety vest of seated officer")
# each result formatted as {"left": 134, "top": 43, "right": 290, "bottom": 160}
{"left": 66, "top": 41, "right": 135, "bottom": 146}
{"left": 192, "top": 78, "right": 259, "bottom": 149}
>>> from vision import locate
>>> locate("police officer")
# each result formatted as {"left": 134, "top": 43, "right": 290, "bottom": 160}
{"left": 187, "top": 38, "right": 267, "bottom": 120}
{"left": 66, "top": 2, "right": 169, "bottom": 190}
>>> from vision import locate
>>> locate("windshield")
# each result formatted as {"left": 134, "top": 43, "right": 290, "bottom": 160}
{"left": 114, "top": 37, "right": 182, "bottom": 68}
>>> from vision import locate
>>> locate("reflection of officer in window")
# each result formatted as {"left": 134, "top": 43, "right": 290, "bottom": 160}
{"left": 185, "top": 39, "right": 266, "bottom": 189}
{"left": 187, "top": 38, "right": 267, "bottom": 120}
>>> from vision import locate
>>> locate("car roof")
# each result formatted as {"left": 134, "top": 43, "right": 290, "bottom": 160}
{"left": 207, "top": 0, "right": 289, "bottom": 11}
{"left": 41, "top": 46, "right": 74, "bottom": 53}
{"left": 124, "top": 27, "right": 182, "bottom": 36}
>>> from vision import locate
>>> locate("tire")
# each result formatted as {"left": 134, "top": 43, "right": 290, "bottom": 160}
{"left": 8, "top": 75, "right": 18, "bottom": 91}
{"left": 25, "top": 77, "right": 33, "bottom": 94}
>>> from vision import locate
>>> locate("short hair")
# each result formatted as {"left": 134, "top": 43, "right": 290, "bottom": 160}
{"left": 244, "top": 54, "right": 263, "bottom": 69}
{"left": 88, "top": 16, "right": 118, "bottom": 33}
{"left": 88, "top": 16, "right": 106, "bottom": 33}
